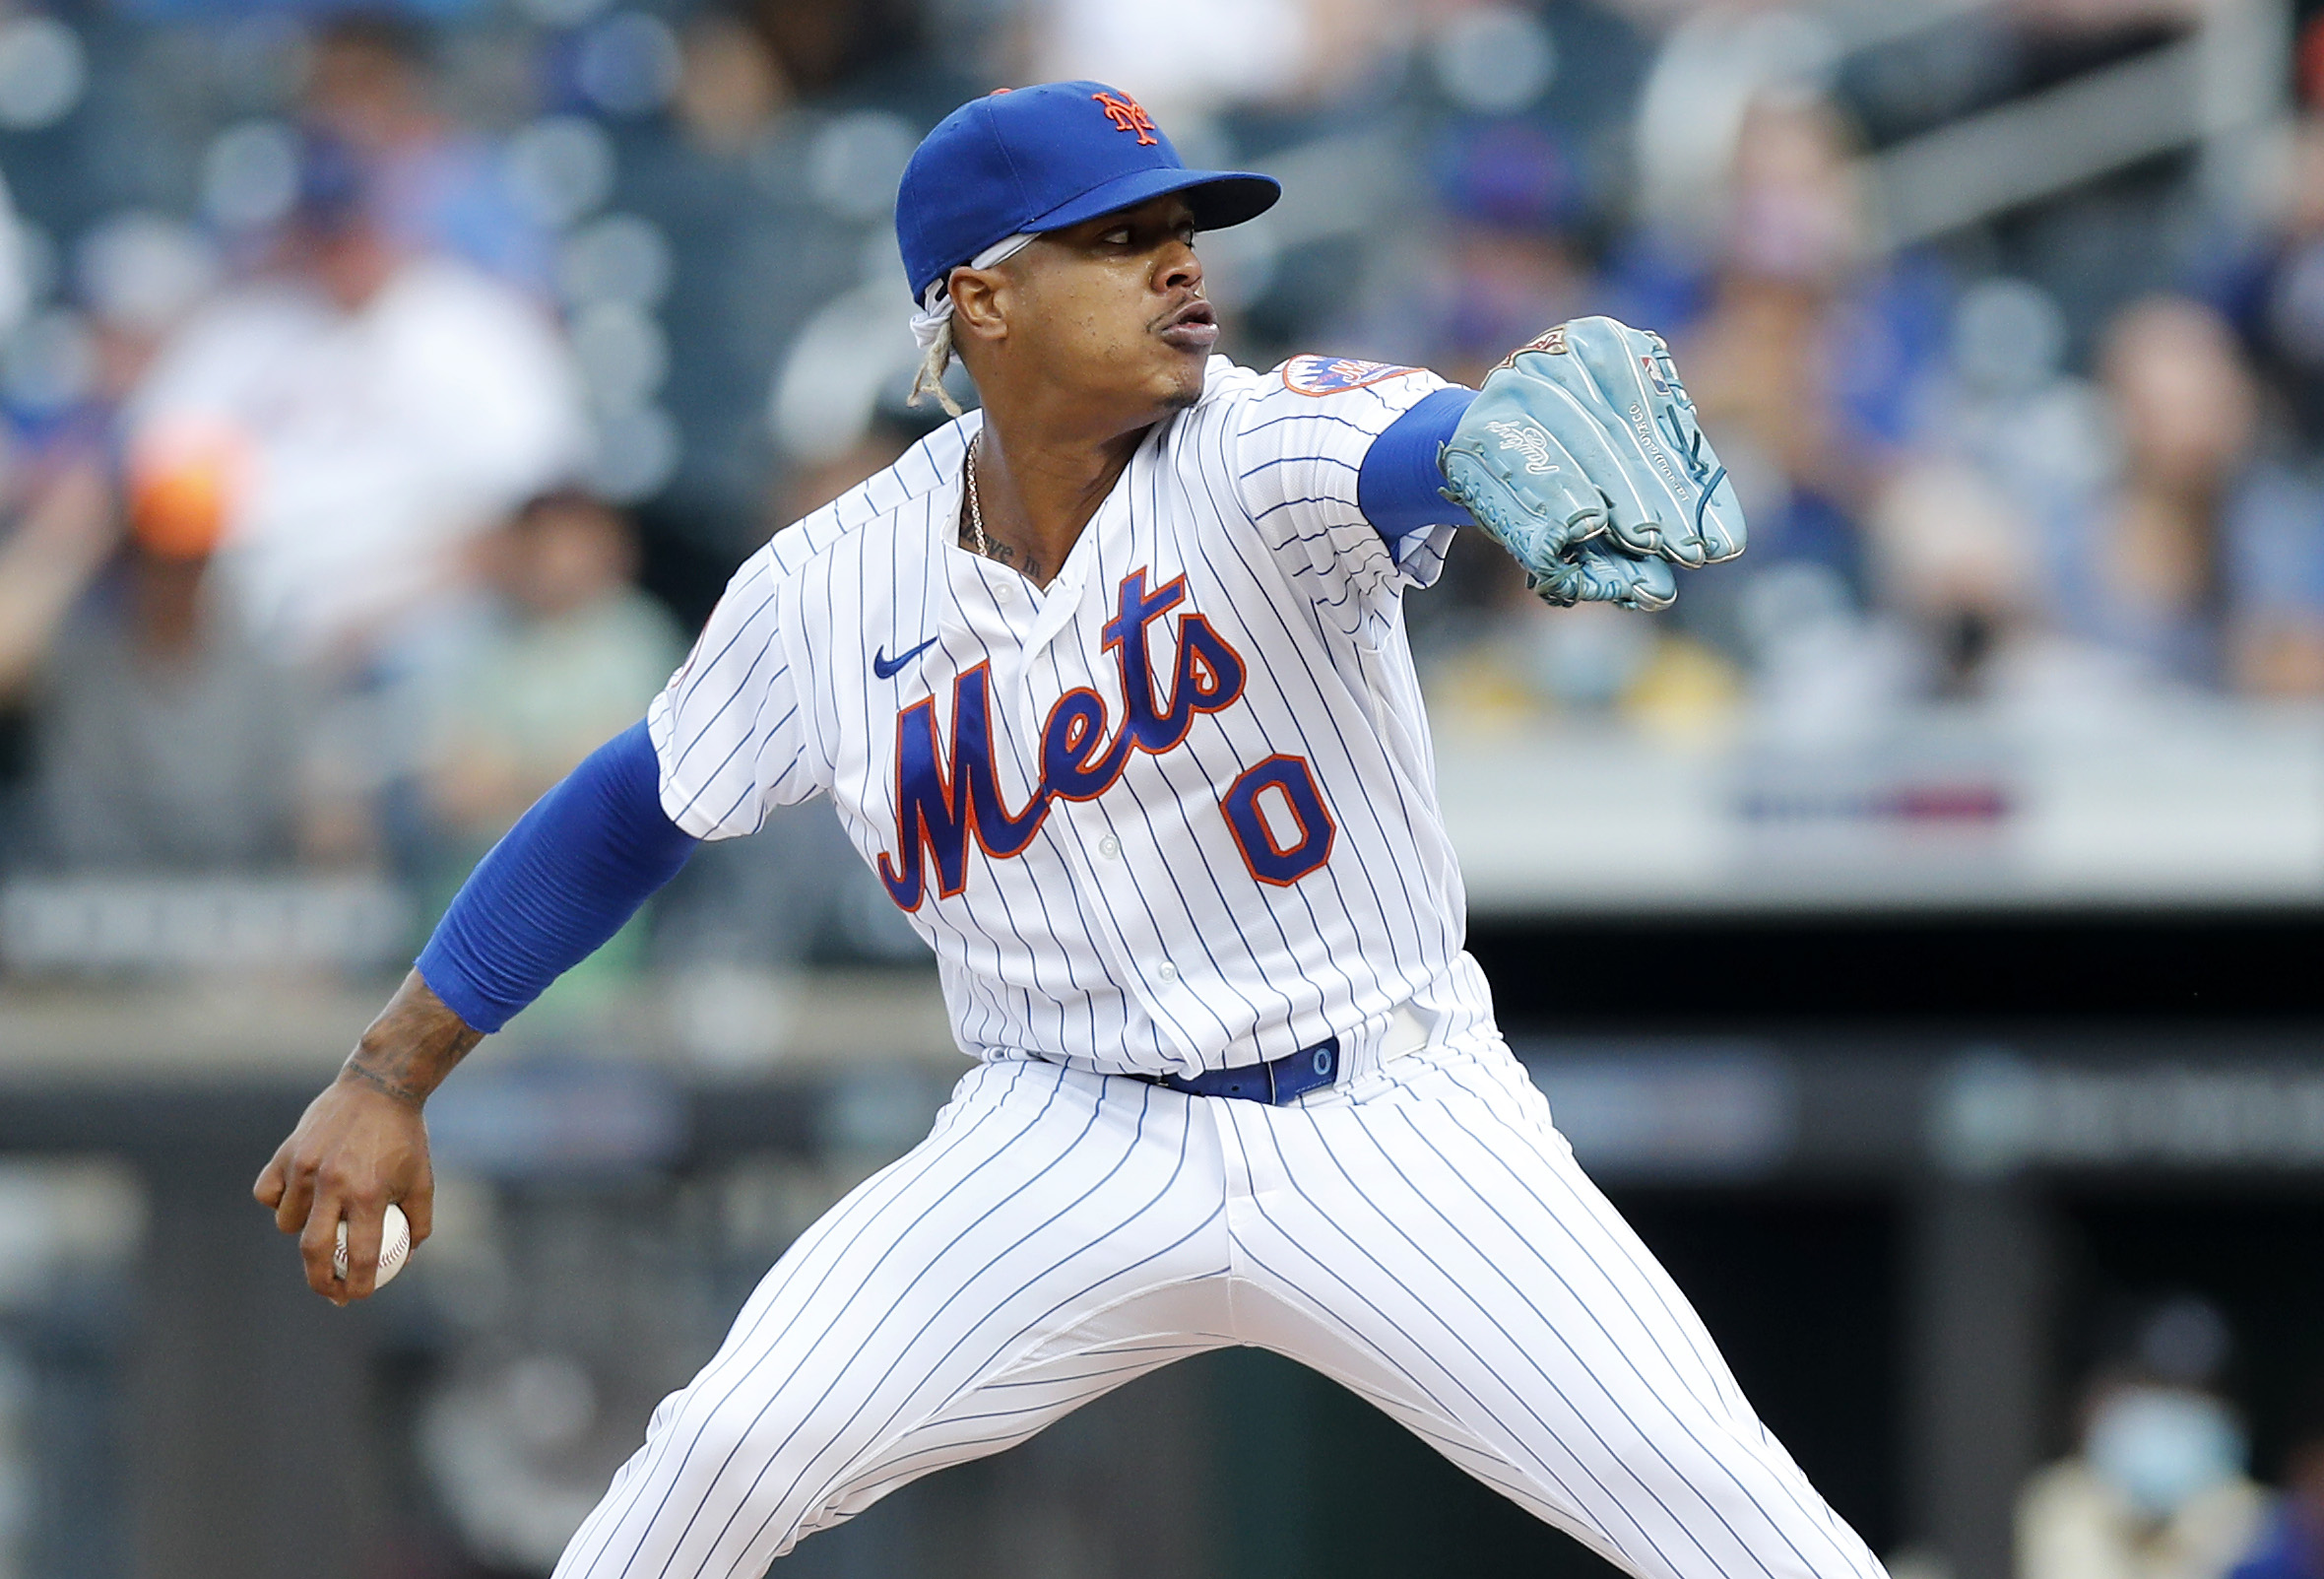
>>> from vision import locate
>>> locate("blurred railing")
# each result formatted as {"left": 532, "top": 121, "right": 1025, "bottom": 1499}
{"left": 0, "top": 875, "right": 410, "bottom": 977}
{"left": 1639, "top": 0, "right": 2292, "bottom": 251}
{"left": 1438, "top": 700, "right": 2324, "bottom": 913}
{"left": 1861, "top": 0, "right": 2289, "bottom": 247}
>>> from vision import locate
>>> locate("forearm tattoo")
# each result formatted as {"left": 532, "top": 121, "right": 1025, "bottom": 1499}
{"left": 342, "top": 1060, "right": 427, "bottom": 1105}
{"left": 342, "top": 970, "right": 485, "bottom": 1106}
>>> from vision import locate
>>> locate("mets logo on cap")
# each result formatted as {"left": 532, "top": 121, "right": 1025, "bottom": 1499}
{"left": 894, "top": 81, "right": 1282, "bottom": 304}
{"left": 1091, "top": 90, "right": 1158, "bottom": 145}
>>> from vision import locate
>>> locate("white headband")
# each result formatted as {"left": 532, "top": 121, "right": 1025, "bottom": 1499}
{"left": 910, "top": 232, "right": 1036, "bottom": 352}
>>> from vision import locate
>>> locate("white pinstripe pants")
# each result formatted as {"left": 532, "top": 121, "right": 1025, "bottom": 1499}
{"left": 553, "top": 1032, "right": 1886, "bottom": 1579}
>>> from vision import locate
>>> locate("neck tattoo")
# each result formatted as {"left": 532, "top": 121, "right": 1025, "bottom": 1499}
{"left": 963, "top": 435, "right": 1041, "bottom": 581}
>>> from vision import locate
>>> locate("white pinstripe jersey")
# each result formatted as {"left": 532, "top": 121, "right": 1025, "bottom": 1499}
{"left": 648, "top": 355, "right": 1496, "bottom": 1077}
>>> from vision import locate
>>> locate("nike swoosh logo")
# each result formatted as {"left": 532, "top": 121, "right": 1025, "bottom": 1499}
{"left": 872, "top": 636, "right": 939, "bottom": 680}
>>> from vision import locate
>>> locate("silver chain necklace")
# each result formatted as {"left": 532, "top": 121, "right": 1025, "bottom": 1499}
{"left": 963, "top": 434, "right": 992, "bottom": 559}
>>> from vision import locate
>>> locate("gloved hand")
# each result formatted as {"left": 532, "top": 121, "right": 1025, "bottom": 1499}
{"left": 1440, "top": 316, "right": 1745, "bottom": 612}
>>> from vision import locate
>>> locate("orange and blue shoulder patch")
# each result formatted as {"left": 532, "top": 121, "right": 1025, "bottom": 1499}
{"left": 1279, "top": 355, "right": 1416, "bottom": 396}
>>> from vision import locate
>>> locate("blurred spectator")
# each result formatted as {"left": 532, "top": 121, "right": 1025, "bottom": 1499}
{"left": 1844, "top": 279, "right": 2117, "bottom": 709}
{"left": 303, "top": 13, "right": 551, "bottom": 293}
{"left": 2210, "top": 108, "right": 2324, "bottom": 451}
{"left": 1590, "top": 88, "right": 1952, "bottom": 736}
{"left": 0, "top": 443, "right": 317, "bottom": 872}
{"left": 2073, "top": 296, "right": 2252, "bottom": 683}
{"left": 2224, "top": 479, "right": 2324, "bottom": 696}
{"left": 2225, "top": 1386, "right": 2324, "bottom": 1579}
{"left": 2019, "top": 1301, "right": 2266, "bottom": 1579}
{"left": 0, "top": 462, "right": 114, "bottom": 710}
{"left": 423, "top": 490, "right": 682, "bottom": 857}
{"left": 1668, "top": 93, "right": 1947, "bottom": 606}
{"left": 776, "top": 400, "right": 949, "bottom": 529}
{"left": 618, "top": 2, "right": 977, "bottom": 563}
{"left": 126, "top": 134, "right": 586, "bottom": 672}
{"left": 76, "top": 214, "right": 224, "bottom": 410}
{"left": 674, "top": 11, "right": 789, "bottom": 157}
{"left": 1398, "top": 117, "right": 1598, "bottom": 388}
{"left": 1914, "top": 279, "right": 2112, "bottom": 610}
{"left": 622, "top": 13, "right": 824, "bottom": 561}
{"left": 1860, "top": 457, "right": 2036, "bottom": 701}
{"left": 2030, "top": 295, "right": 2324, "bottom": 694}
{"left": 743, "top": 0, "right": 951, "bottom": 114}
{"left": 417, "top": 490, "right": 681, "bottom": 1011}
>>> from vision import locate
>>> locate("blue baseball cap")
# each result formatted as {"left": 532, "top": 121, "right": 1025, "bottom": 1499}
{"left": 896, "top": 81, "right": 1281, "bottom": 303}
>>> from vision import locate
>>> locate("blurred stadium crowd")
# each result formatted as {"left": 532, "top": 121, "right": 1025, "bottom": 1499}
{"left": 0, "top": 0, "right": 2319, "bottom": 955}
{"left": 2021, "top": 1294, "right": 2324, "bottom": 1579}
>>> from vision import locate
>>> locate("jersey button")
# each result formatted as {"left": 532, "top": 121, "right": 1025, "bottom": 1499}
{"left": 993, "top": 580, "right": 1014, "bottom": 603}
{"left": 1098, "top": 835, "right": 1121, "bottom": 860}
{"left": 1156, "top": 961, "right": 1178, "bottom": 983}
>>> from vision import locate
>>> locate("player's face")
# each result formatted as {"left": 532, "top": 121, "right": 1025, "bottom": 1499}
{"left": 1005, "top": 195, "right": 1214, "bottom": 421}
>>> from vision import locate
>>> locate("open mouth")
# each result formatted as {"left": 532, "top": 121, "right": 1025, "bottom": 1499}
{"left": 1156, "top": 297, "right": 1219, "bottom": 353}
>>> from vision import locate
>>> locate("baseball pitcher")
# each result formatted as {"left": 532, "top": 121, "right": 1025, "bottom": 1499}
{"left": 259, "top": 81, "right": 1879, "bottom": 1579}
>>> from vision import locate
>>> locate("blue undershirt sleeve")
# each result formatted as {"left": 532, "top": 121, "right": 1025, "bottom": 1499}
{"left": 1357, "top": 385, "right": 1478, "bottom": 546}
{"left": 415, "top": 719, "right": 698, "bottom": 1033}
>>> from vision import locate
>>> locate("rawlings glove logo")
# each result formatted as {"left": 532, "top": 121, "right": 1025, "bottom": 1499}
{"left": 1491, "top": 324, "right": 1569, "bottom": 372}
{"left": 1485, "top": 419, "right": 1560, "bottom": 475}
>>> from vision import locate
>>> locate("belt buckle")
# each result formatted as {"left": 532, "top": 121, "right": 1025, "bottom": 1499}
{"left": 1274, "top": 1036, "right": 1339, "bottom": 1103}
{"left": 1153, "top": 1032, "right": 1347, "bottom": 1104}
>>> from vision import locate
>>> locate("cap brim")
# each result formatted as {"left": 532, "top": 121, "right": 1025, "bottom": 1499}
{"left": 1025, "top": 165, "right": 1281, "bottom": 238}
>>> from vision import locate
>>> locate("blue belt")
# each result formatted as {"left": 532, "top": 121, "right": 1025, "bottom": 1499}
{"left": 1148, "top": 1036, "right": 1341, "bottom": 1105}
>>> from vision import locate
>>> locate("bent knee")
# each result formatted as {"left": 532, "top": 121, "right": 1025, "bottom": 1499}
{"left": 658, "top": 1379, "right": 881, "bottom": 1518}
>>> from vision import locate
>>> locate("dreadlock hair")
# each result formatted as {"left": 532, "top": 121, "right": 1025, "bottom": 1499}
{"left": 908, "top": 318, "right": 965, "bottom": 418}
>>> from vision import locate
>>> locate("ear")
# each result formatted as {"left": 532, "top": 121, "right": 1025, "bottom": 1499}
{"left": 948, "top": 264, "right": 1012, "bottom": 350}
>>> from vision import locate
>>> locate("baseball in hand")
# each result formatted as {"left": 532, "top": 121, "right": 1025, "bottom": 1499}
{"left": 333, "top": 1203, "right": 413, "bottom": 1290}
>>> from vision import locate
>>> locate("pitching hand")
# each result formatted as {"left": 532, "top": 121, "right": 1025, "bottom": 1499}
{"left": 254, "top": 969, "right": 479, "bottom": 1303}
{"left": 255, "top": 1072, "right": 432, "bottom": 1303}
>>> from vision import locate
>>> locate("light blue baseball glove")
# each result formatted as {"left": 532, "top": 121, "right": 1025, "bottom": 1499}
{"left": 1440, "top": 316, "right": 1746, "bottom": 612}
